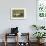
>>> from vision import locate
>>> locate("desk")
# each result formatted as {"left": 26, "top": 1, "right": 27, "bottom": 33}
{"left": 4, "top": 33, "right": 18, "bottom": 46}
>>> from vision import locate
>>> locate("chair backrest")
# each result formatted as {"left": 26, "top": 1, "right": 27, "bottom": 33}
{"left": 11, "top": 27, "right": 18, "bottom": 34}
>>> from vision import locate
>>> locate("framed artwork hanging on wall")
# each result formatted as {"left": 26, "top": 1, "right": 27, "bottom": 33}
{"left": 10, "top": 8, "right": 26, "bottom": 19}
{"left": 37, "top": 0, "right": 46, "bottom": 20}
{"left": 36, "top": 0, "right": 46, "bottom": 28}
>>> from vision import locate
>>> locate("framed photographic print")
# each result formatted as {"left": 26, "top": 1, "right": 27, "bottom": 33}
{"left": 37, "top": 0, "right": 46, "bottom": 20}
{"left": 11, "top": 8, "right": 26, "bottom": 19}
{"left": 36, "top": 0, "right": 46, "bottom": 27}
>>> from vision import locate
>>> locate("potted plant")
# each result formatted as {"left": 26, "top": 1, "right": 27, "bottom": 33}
{"left": 40, "top": 26, "right": 45, "bottom": 29}
{"left": 32, "top": 25, "right": 39, "bottom": 30}
{"left": 32, "top": 24, "right": 45, "bottom": 30}
{"left": 33, "top": 32, "right": 46, "bottom": 43}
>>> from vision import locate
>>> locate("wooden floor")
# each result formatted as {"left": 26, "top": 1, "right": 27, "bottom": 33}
{"left": 0, "top": 42, "right": 46, "bottom": 46}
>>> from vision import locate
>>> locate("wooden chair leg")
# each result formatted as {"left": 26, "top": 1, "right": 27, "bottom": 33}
{"left": 17, "top": 34, "right": 18, "bottom": 46}
{"left": 4, "top": 33, "right": 7, "bottom": 46}
{"left": 4, "top": 41, "right": 7, "bottom": 46}
{"left": 16, "top": 34, "right": 18, "bottom": 46}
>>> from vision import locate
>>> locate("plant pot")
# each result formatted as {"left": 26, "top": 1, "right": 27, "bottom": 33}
{"left": 37, "top": 39, "right": 44, "bottom": 44}
{"left": 37, "top": 39, "right": 40, "bottom": 43}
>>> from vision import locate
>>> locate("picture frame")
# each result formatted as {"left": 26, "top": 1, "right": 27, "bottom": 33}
{"left": 36, "top": 0, "right": 46, "bottom": 26}
{"left": 10, "top": 8, "right": 26, "bottom": 19}
{"left": 37, "top": 0, "right": 46, "bottom": 20}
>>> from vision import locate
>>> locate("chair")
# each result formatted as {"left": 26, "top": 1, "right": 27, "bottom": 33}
{"left": 4, "top": 27, "right": 19, "bottom": 46}
{"left": 18, "top": 33, "right": 30, "bottom": 46}
{"left": 4, "top": 33, "right": 18, "bottom": 46}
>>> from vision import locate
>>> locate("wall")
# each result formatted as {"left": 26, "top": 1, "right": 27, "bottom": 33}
{"left": 0, "top": 0, "right": 36, "bottom": 42}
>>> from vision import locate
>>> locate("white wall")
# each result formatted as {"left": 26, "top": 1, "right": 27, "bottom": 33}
{"left": 0, "top": 0, "right": 37, "bottom": 42}
{"left": 0, "top": 0, "right": 36, "bottom": 34}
